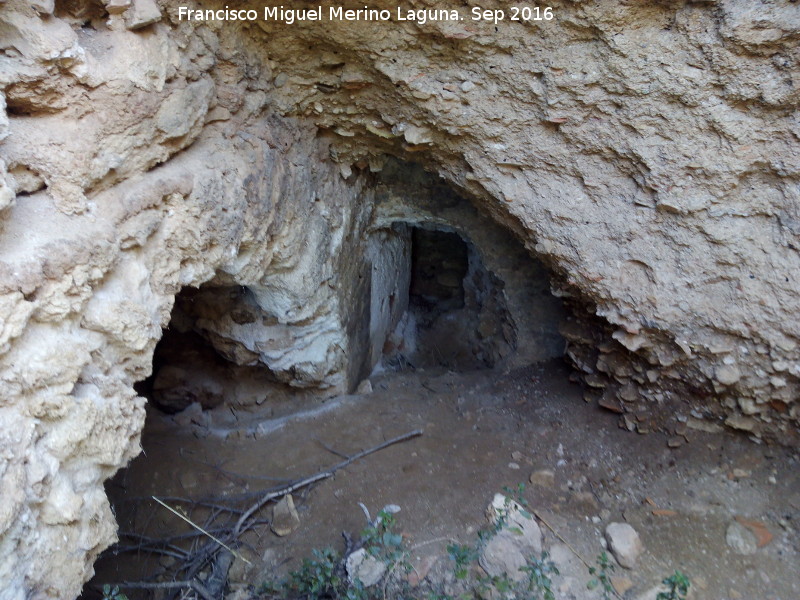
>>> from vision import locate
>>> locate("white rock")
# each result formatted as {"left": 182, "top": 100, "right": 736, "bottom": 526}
{"left": 725, "top": 521, "right": 757, "bottom": 555}
{"left": 479, "top": 532, "right": 528, "bottom": 581}
{"left": 403, "top": 125, "right": 432, "bottom": 145}
{"left": 104, "top": 0, "right": 131, "bottom": 14}
{"left": 605, "top": 522, "right": 643, "bottom": 569}
{"left": 30, "top": 0, "right": 54, "bottom": 14}
{"left": 715, "top": 364, "right": 741, "bottom": 385}
{"left": 126, "top": 0, "right": 161, "bottom": 29}
{"left": 346, "top": 548, "right": 387, "bottom": 587}
{"left": 271, "top": 494, "right": 300, "bottom": 537}
{"left": 480, "top": 494, "right": 543, "bottom": 581}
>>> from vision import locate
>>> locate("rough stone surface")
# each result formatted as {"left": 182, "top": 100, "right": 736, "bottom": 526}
{"left": 0, "top": 0, "right": 797, "bottom": 597}
{"left": 605, "top": 522, "right": 644, "bottom": 569}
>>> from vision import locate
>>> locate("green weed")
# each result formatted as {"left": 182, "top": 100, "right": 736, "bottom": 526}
{"left": 101, "top": 585, "right": 128, "bottom": 600}
{"left": 656, "top": 570, "right": 690, "bottom": 600}
{"left": 587, "top": 551, "right": 615, "bottom": 599}
{"left": 519, "top": 552, "right": 559, "bottom": 600}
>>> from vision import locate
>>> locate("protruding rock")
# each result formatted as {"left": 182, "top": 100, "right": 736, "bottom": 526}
{"left": 30, "top": 0, "right": 54, "bottom": 14}
{"left": 725, "top": 415, "right": 757, "bottom": 432}
{"left": 715, "top": 364, "right": 741, "bottom": 386}
{"left": 104, "top": 0, "right": 132, "bottom": 14}
{"left": 0, "top": 161, "right": 14, "bottom": 212}
{"left": 403, "top": 125, "right": 433, "bottom": 145}
{"left": 271, "top": 495, "right": 300, "bottom": 537}
{"left": 126, "top": 0, "right": 161, "bottom": 29}
{"left": 605, "top": 522, "right": 643, "bottom": 569}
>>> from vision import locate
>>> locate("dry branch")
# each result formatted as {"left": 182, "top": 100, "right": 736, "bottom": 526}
{"left": 104, "top": 428, "right": 424, "bottom": 597}
{"left": 233, "top": 428, "right": 423, "bottom": 537}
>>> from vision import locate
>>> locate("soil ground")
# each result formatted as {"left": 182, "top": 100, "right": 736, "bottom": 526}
{"left": 86, "top": 360, "right": 799, "bottom": 600}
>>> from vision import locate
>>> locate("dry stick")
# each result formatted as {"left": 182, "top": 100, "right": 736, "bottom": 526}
{"left": 152, "top": 496, "right": 253, "bottom": 565}
{"left": 119, "top": 523, "right": 268, "bottom": 546}
{"left": 314, "top": 437, "right": 350, "bottom": 459}
{"left": 233, "top": 470, "right": 333, "bottom": 537}
{"left": 113, "top": 580, "right": 215, "bottom": 600}
{"left": 114, "top": 546, "right": 188, "bottom": 560}
{"left": 532, "top": 509, "right": 592, "bottom": 570}
{"left": 234, "top": 428, "right": 424, "bottom": 538}
{"left": 532, "top": 509, "right": 624, "bottom": 600}
{"left": 409, "top": 536, "right": 460, "bottom": 550}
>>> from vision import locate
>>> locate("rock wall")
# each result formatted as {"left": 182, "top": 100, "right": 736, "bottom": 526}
{"left": 0, "top": 0, "right": 798, "bottom": 597}
{"left": 251, "top": 0, "right": 800, "bottom": 445}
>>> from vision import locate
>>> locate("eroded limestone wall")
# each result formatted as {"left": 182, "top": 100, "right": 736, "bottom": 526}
{"left": 0, "top": 0, "right": 798, "bottom": 597}
{"left": 0, "top": 2, "right": 386, "bottom": 594}
{"left": 248, "top": 0, "right": 800, "bottom": 444}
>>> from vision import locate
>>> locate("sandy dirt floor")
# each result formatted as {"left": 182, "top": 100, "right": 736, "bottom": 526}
{"left": 86, "top": 360, "right": 799, "bottom": 600}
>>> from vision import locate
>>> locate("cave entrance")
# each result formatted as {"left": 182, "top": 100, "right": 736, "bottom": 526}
{"left": 380, "top": 225, "right": 515, "bottom": 372}
{"left": 136, "top": 222, "right": 530, "bottom": 420}
{"left": 135, "top": 283, "right": 326, "bottom": 421}
{"left": 86, "top": 173, "right": 580, "bottom": 599}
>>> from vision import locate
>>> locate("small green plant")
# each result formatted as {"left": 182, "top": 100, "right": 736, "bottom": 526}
{"left": 587, "top": 552, "right": 615, "bottom": 599}
{"left": 257, "top": 579, "right": 285, "bottom": 597}
{"left": 502, "top": 483, "right": 529, "bottom": 508}
{"left": 475, "top": 572, "right": 514, "bottom": 597}
{"left": 446, "top": 543, "right": 479, "bottom": 580}
{"left": 260, "top": 492, "right": 566, "bottom": 600}
{"left": 656, "top": 570, "right": 690, "bottom": 600}
{"left": 101, "top": 585, "right": 128, "bottom": 600}
{"left": 361, "top": 508, "right": 410, "bottom": 576}
{"left": 519, "top": 552, "right": 559, "bottom": 600}
{"left": 491, "top": 483, "right": 533, "bottom": 537}
{"left": 287, "top": 547, "right": 344, "bottom": 600}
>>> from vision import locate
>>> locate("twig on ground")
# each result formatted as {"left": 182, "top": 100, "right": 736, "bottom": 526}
{"left": 234, "top": 429, "right": 423, "bottom": 537}
{"left": 105, "top": 580, "right": 215, "bottom": 600}
{"left": 532, "top": 509, "right": 592, "bottom": 569}
{"left": 532, "top": 509, "right": 623, "bottom": 600}
{"left": 152, "top": 496, "right": 252, "bottom": 565}
{"left": 106, "top": 429, "right": 424, "bottom": 598}
{"left": 314, "top": 437, "right": 350, "bottom": 459}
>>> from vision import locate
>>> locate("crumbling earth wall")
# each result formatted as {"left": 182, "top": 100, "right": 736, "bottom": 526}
{"left": 0, "top": 0, "right": 798, "bottom": 597}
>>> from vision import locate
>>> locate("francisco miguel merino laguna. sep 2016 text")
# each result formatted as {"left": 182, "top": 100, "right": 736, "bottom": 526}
{"left": 177, "top": 5, "right": 554, "bottom": 25}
